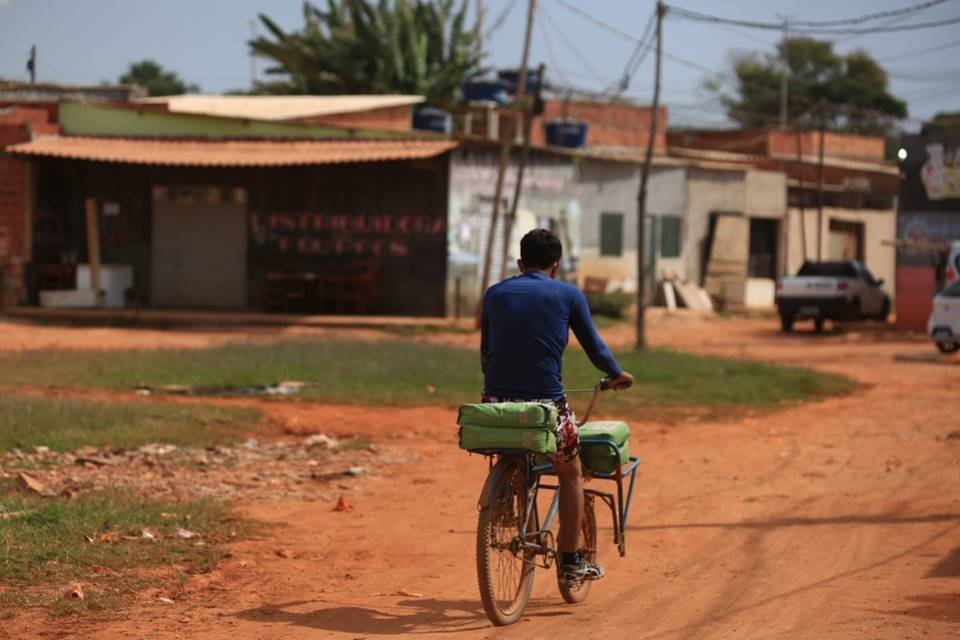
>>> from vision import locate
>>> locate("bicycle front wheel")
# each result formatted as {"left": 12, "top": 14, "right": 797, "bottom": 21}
{"left": 476, "top": 458, "right": 536, "bottom": 626}
{"left": 558, "top": 491, "right": 597, "bottom": 604}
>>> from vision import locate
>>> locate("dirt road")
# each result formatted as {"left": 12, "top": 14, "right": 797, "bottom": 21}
{"left": 4, "top": 315, "right": 959, "bottom": 639}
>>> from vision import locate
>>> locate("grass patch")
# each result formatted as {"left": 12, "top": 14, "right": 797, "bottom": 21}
{"left": 0, "top": 397, "right": 259, "bottom": 452}
{"left": 572, "top": 348, "right": 856, "bottom": 420}
{"left": 0, "top": 490, "right": 255, "bottom": 613}
{"left": 0, "top": 340, "right": 855, "bottom": 419}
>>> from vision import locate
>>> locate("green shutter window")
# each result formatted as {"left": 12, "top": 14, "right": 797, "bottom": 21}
{"left": 600, "top": 212, "right": 624, "bottom": 257}
{"left": 659, "top": 215, "right": 682, "bottom": 258}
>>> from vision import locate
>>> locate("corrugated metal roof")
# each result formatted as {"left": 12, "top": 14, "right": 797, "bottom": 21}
{"left": 7, "top": 136, "right": 457, "bottom": 166}
{"left": 135, "top": 94, "right": 425, "bottom": 121}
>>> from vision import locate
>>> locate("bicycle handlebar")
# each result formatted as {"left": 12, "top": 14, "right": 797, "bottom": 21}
{"left": 577, "top": 378, "right": 610, "bottom": 426}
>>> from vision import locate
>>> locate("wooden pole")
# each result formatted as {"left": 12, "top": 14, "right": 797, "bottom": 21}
{"left": 635, "top": 1, "right": 664, "bottom": 351}
{"left": 84, "top": 198, "right": 101, "bottom": 306}
{"left": 816, "top": 109, "right": 826, "bottom": 261}
{"left": 795, "top": 129, "right": 806, "bottom": 261}
{"left": 475, "top": 0, "right": 484, "bottom": 59}
{"left": 499, "top": 62, "right": 545, "bottom": 280}
{"left": 779, "top": 19, "right": 789, "bottom": 129}
{"left": 475, "top": 0, "right": 536, "bottom": 326}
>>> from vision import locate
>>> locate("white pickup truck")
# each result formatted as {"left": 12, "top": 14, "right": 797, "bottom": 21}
{"left": 776, "top": 261, "right": 891, "bottom": 332}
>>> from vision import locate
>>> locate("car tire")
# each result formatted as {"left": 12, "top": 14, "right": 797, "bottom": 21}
{"left": 877, "top": 298, "right": 890, "bottom": 322}
{"left": 936, "top": 340, "right": 960, "bottom": 354}
{"left": 814, "top": 318, "right": 825, "bottom": 333}
{"left": 780, "top": 314, "right": 794, "bottom": 333}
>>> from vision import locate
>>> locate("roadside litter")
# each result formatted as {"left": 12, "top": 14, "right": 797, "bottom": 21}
{"left": 134, "top": 380, "right": 312, "bottom": 397}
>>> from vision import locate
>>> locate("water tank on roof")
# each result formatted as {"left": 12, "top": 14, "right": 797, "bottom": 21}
{"left": 497, "top": 68, "right": 541, "bottom": 95}
{"left": 412, "top": 107, "right": 452, "bottom": 134}
{"left": 461, "top": 79, "right": 510, "bottom": 104}
{"left": 544, "top": 119, "right": 588, "bottom": 148}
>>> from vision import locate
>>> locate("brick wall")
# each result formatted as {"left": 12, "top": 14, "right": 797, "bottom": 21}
{"left": 0, "top": 125, "right": 30, "bottom": 308}
{"left": 531, "top": 100, "right": 667, "bottom": 150}
{"left": 0, "top": 106, "right": 59, "bottom": 308}
{"left": 668, "top": 128, "right": 884, "bottom": 161}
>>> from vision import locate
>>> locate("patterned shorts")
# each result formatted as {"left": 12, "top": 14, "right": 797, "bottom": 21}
{"left": 481, "top": 393, "right": 579, "bottom": 464}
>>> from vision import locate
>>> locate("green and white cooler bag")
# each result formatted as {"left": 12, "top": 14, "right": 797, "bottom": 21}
{"left": 457, "top": 402, "right": 558, "bottom": 454}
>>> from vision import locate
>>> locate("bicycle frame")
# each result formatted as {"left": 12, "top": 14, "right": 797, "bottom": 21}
{"left": 474, "top": 380, "right": 640, "bottom": 559}
{"left": 477, "top": 451, "right": 639, "bottom": 563}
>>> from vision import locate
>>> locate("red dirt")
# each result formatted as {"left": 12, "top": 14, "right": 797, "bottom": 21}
{"left": 2, "top": 314, "right": 959, "bottom": 639}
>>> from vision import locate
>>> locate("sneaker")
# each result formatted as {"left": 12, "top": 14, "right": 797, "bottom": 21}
{"left": 559, "top": 551, "right": 604, "bottom": 584}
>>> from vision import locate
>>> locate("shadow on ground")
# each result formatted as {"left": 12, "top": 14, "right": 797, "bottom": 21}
{"left": 233, "top": 596, "right": 574, "bottom": 635}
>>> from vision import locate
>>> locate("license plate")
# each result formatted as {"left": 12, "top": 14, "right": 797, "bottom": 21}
{"left": 800, "top": 306, "right": 820, "bottom": 316}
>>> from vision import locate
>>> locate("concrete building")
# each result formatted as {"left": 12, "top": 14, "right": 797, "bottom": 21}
{"left": 447, "top": 140, "right": 786, "bottom": 313}
{"left": 4, "top": 102, "right": 454, "bottom": 316}
{"left": 669, "top": 130, "right": 898, "bottom": 300}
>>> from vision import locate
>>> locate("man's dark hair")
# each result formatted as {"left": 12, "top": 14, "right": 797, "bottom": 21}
{"left": 520, "top": 228, "right": 563, "bottom": 269}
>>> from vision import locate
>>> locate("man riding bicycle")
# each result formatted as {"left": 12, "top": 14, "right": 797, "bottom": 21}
{"left": 480, "top": 228, "right": 633, "bottom": 585}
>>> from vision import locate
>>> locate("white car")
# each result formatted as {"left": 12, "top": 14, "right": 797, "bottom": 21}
{"left": 928, "top": 280, "right": 960, "bottom": 353}
{"left": 776, "top": 261, "right": 890, "bottom": 333}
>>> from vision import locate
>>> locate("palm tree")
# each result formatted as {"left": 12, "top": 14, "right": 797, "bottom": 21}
{"left": 250, "top": 0, "right": 482, "bottom": 105}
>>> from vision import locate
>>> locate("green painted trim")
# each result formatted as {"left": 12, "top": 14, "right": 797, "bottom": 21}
{"left": 58, "top": 102, "right": 439, "bottom": 140}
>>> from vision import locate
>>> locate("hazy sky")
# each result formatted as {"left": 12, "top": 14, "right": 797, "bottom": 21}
{"left": 1, "top": 0, "right": 957, "bottom": 130}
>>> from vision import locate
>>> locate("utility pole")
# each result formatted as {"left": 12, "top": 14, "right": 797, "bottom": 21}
{"left": 635, "top": 0, "right": 664, "bottom": 351}
{"left": 795, "top": 129, "right": 807, "bottom": 260}
{"left": 816, "top": 104, "right": 826, "bottom": 261}
{"left": 779, "top": 18, "right": 789, "bottom": 129}
{"left": 250, "top": 19, "right": 258, "bottom": 90}
{"left": 476, "top": 0, "right": 536, "bottom": 326}
{"left": 26, "top": 45, "right": 36, "bottom": 84}
{"left": 475, "top": 0, "right": 484, "bottom": 59}
{"left": 499, "top": 63, "right": 545, "bottom": 280}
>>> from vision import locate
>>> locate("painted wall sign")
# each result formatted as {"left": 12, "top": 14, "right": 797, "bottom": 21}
{"left": 921, "top": 143, "right": 960, "bottom": 201}
{"left": 250, "top": 211, "right": 446, "bottom": 257}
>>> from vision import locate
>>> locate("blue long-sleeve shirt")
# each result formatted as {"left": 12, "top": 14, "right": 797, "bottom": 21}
{"left": 480, "top": 271, "right": 622, "bottom": 400}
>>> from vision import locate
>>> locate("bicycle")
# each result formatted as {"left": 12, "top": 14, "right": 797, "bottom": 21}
{"left": 457, "top": 379, "right": 640, "bottom": 626}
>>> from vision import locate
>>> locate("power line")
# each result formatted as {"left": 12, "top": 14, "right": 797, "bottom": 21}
{"left": 612, "top": 9, "right": 658, "bottom": 95}
{"left": 876, "top": 39, "right": 960, "bottom": 62}
{"left": 550, "top": 0, "right": 642, "bottom": 45}
{"left": 535, "top": 15, "right": 574, "bottom": 86}
{"left": 788, "top": 0, "right": 947, "bottom": 27}
{"left": 668, "top": 4, "right": 960, "bottom": 35}
{"left": 540, "top": 7, "right": 608, "bottom": 85}
{"left": 483, "top": 0, "right": 518, "bottom": 41}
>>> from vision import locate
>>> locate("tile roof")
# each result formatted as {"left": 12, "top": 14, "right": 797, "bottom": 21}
{"left": 7, "top": 136, "right": 457, "bottom": 166}
{"left": 135, "top": 94, "right": 424, "bottom": 121}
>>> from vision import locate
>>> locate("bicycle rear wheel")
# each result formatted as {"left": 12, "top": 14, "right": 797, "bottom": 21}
{"left": 476, "top": 458, "right": 536, "bottom": 626}
{"left": 558, "top": 491, "right": 597, "bottom": 604}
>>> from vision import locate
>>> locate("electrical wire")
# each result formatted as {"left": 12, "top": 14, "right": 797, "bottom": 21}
{"left": 668, "top": 3, "right": 960, "bottom": 35}
{"left": 610, "top": 8, "right": 658, "bottom": 95}
{"left": 540, "top": 7, "right": 608, "bottom": 85}
{"left": 877, "top": 40, "right": 960, "bottom": 62}
{"left": 536, "top": 14, "right": 575, "bottom": 86}
{"left": 550, "top": 0, "right": 644, "bottom": 45}
{"left": 788, "top": 0, "right": 947, "bottom": 27}
{"left": 483, "top": 0, "right": 518, "bottom": 41}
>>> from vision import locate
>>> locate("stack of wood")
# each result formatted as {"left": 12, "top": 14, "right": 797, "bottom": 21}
{"left": 658, "top": 277, "right": 714, "bottom": 312}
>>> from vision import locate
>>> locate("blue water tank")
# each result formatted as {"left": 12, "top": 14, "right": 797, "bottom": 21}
{"left": 497, "top": 68, "right": 541, "bottom": 95}
{"left": 412, "top": 107, "right": 452, "bottom": 134}
{"left": 545, "top": 120, "right": 588, "bottom": 148}
{"left": 462, "top": 79, "right": 510, "bottom": 104}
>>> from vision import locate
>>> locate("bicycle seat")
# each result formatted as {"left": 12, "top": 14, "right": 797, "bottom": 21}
{"left": 579, "top": 421, "right": 630, "bottom": 474}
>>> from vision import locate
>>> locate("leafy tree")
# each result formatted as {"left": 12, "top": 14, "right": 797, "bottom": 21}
{"left": 712, "top": 37, "right": 906, "bottom": 134}
{"left": 250, "top": 0, "right": 481, "bottom": 105}
{"left": 921, "top": 111, "right": 960, "bottom": 135}
{"left": 119, "top": 60, "right": 199, "bottom": 97}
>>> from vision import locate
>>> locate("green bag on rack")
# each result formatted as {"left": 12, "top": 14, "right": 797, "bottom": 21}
{"left": 457, "top": 402, "right": 558, "bottom": 454}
